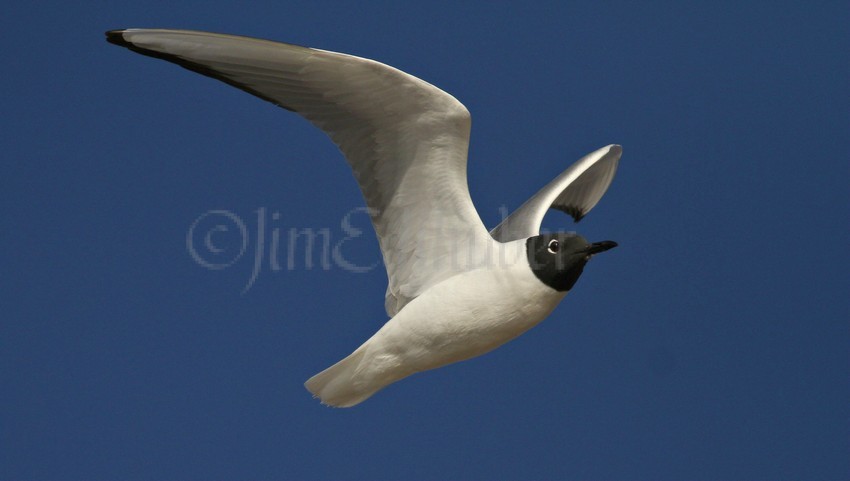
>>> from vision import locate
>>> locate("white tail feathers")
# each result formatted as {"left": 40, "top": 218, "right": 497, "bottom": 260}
{"left": 305, "top": 346, "right": 379, "bottom": 408}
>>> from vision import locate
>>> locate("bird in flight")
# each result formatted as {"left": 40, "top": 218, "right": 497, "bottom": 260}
{"left": 106, "top": 29, "right": 622, "bottom": 407}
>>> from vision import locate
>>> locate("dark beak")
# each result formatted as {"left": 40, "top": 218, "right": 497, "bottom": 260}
{"left": 586, "top": 240, "right": 618, "bottom": 255}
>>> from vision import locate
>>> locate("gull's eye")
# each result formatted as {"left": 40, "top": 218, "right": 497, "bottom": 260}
{"left": 547, "top": 239, "right": 560, "bottom": 254}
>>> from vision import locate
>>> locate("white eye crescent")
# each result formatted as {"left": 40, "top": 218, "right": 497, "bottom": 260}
{"left": 547, "top": 239, "right": 560, "bottom": 254}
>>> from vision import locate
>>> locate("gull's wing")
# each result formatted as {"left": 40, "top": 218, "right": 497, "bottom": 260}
{"left": 106, "top": 29, "right": 494, "bottom": 316}
{"left": 490, "top": 145, "right": 621, "bottom": 242}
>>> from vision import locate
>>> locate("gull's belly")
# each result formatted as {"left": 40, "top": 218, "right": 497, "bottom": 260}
{"left": 372, "top": 263, "right": 567, "bottom": 373}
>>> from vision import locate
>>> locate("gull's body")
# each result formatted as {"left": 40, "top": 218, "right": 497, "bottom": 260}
{"left": 106, "top": 29, "right": 622, "bottom": 407}
{"left": 310, "top": 240, "right": 562, "bottom": 407}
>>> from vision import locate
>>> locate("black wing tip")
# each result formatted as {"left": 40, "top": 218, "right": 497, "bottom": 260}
{"left": 103, "top": 28, "right": 300, "bottom": 114}
{"left": 103, "top": 29, "right": 176, "bottom": 64}
{"left": 608, "top": 144, "right": 623, "bottom": 156}
{"left": 556, "top": 205, "right": 586, "bottom": 223}
{"left": 105, "top": 29, "right": 129, "bottom": 46}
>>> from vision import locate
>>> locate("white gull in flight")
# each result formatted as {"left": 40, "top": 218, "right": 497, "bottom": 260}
{"left": 106, "top": 29, "right": 622, "bottom": 407}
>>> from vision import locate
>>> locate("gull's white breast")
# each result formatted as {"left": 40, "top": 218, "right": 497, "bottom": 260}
{"left": 306, "top": 239, "right": 568, "bottom": 406}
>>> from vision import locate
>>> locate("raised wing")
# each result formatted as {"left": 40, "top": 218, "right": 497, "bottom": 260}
{"left": 107, "top": 29, "right": 494, "bottom": 316}
{"left": 490, "top": 145, "right": 621, "bottom": 242}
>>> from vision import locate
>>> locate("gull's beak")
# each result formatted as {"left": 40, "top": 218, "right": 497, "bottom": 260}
{"left": 586, "top": 240, "right": 618, "bottom": 255}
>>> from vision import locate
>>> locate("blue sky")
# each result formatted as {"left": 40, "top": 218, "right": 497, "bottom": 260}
{"left": 2, "top": 1, "right": 848, "bottom": 480}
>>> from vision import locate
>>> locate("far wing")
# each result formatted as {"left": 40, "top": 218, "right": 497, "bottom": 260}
{"left": 107, "top": 29, "right": 494, "bottom": 316}
{"left": 490, "top": 145, "right": 621, "bottom": 242}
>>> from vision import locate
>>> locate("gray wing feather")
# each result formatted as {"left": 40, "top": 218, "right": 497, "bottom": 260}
{"left": 490, "top": 145, "right": 621, "bottom": 242}
{"left": 107, "top": 29, "right": 494, "bottom": 316}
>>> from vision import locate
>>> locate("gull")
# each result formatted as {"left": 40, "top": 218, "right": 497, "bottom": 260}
{"left": 106, "top": 29, "right": 622, "bottom": 407}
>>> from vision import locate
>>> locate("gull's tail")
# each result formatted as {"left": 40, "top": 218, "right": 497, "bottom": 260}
{"left": 305, "top": 344, "right": 378, "bottom": 408}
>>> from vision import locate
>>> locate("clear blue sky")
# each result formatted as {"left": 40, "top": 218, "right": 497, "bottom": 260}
{"left": 2, "top": 1, "right": 848, "bottom": 480}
